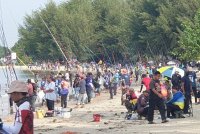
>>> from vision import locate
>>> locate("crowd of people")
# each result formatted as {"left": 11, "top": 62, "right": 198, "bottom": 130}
{"left": 22, "top": 62, "right": 200, "bottom": 120}
{"left": 1, "top": 61, "right": 200, "bottom": 133}
{"left": 34, "top": 63, "right": 199, "bottom": 123}
{"left": 122, "top": 66, "right": 199, "bottom": 124}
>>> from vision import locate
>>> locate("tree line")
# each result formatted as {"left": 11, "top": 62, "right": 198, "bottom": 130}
{"left": 11, "top": 0, "right": 200, "bottom": 64}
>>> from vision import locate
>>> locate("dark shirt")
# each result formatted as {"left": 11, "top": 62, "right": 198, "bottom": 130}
{"left": 73, "top": 77, "right": 80, "bottom": 88}
{"left": 86, "top": 76, "right": 93, "bottom": 90}
{"left": 181, "top": 76, "right": 192, "bottom": 95}
{"left": 188, "top": 71, "right": 196, "bottom": 87}
{"left": 121, "top": 74, "right": 130, "bottom": 86}
{"left": 172, "top": 74, "right": 181, "bottom": 88}
{"left": 137, "top": 94, "right": 149, "bottom": 114}
{"left": 149, "top": 79, "right": 161, "bottom": 100}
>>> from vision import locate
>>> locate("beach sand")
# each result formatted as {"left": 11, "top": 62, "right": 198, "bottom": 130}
{"left": 31, "top": 86, "right": 200, "bottom": 134}
{"left": 2, "top": 71, "right": 200, "bottom": 134}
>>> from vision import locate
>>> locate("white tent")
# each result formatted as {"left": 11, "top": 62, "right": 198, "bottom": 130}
{"left": 167, "top": 61, "right": 176, "bottom": 65}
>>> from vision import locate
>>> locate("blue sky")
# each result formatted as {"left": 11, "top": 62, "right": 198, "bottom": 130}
{"left": 1, "top": 0, "right": 65, "bottom": 48}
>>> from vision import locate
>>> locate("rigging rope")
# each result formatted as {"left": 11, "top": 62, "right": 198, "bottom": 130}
{"left": 38, "top": 13, "right": 68, "bottom": 61}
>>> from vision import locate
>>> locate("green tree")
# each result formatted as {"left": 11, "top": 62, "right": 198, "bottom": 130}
{"left": 175, "top": 9, "right": 200, "bottom": 61}
{"left": 0, "top": 46, "right": 6, "bottom": 58}
{"left": 128, "top": 0, "right": 200, "bottom": 61}
{"left": 12, "top": 0, "right": 200, "bottom": 63}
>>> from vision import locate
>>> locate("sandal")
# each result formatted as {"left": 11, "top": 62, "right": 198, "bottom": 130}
{"left": 161, "top": 120, "right": 169, "bottom": 123}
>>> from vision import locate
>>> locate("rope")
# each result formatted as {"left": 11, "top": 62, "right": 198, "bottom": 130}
{"left": 38, "top": 13, "right": 68, "bottom": 61}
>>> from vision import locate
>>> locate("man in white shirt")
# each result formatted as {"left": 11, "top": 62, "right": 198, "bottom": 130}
{"left": 44, "top": 75, "right": 56, "bottom": 111}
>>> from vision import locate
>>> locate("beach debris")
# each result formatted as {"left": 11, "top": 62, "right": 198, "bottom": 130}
{"left": 53, "top": 119, "right": 57, "bottom": 122}
{"left": 93, "top": 114, "right": 101, "bottom": 122}
{"left": 61, "top": 131, "right": 77, "bottom": 134}
{"left": 80, "top": 105, "right": 84, "bottom": 108}
{"left": 104, "top": 122, "right": 109, "bottom": 124}
{"left": 97, "top": 128, "right": 104, "bottom": 132}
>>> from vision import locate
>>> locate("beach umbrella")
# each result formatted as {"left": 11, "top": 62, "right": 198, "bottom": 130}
{"left": 157, "top": 66, "right": 184, "bottom": 78}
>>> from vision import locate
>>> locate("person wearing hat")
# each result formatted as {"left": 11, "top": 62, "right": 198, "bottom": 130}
{"left": 0, "top": 80, "right": 33, "bottom": 134}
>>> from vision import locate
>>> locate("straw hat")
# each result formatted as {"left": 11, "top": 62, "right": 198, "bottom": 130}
{"left": 7, "top": 80, "right": 28, "bottom": 94}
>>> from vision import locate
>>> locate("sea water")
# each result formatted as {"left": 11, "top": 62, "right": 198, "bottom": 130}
{"left": 0, "top": 93, "right": 10, "bottom": 117}
{"left": 0, "top": 67, "right": 35, "bottom": 118}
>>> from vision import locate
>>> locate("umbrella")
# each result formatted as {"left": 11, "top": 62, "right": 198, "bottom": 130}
{"left": 157, "top": 66, "right": 184, "bottom": 78}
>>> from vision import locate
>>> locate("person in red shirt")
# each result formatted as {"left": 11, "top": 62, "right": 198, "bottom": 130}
{"left": 140, "top": 74, "right": 151, "bottom": 92}
{"left": 125, "top": 88, "right": 138, "bottom": 119}
{"left": 27, "top": 79, "right": 33, "bottom": 96}
{"left": 125, "top": 88, "right": 137, "bottom": 112}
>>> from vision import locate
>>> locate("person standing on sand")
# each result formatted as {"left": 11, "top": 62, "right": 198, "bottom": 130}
{"left": 73, "top": 74, "right": 80, "bottom": 100}
{"left": 148, "top": 71, "right": 168, "bottom": 124}
{"left": 140, "top": 74, "right": 151, "bottom": 92}
{"left": 86, "top": 72, "right": 94, "bottom": 103}
{"left": 44, "top": 75, "right": 57, "bottom": 111}
{"left": 121, "top": 80, "right": 127, "bottom": 105}
{"left": 60, "top": 76, "right": 69, "bottom": 108}
{"left": 27, "top": 79, "right": 35, "bottom": 111}
{"left": 188, "top": 69, "right": 197, "bottom": 104}
{"left": 181, "top": 71, "right": 193, "bottom": 114}
{"left": 0, "top": 81, "right": 33, "bottom": 134}
{"left": 77, "top": 75, "right": 87, "bottom": 107}
{"left": 109, "top": 71, "right": 119, "bottom": 99}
